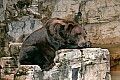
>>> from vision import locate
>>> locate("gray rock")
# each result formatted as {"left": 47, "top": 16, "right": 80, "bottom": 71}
{"left": 17, "top": 48, "right": 111, "bottom": 80}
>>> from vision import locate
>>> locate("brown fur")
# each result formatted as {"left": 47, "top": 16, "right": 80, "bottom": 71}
{"left": 19, "top": 18, "right": 86, "bottom": 70}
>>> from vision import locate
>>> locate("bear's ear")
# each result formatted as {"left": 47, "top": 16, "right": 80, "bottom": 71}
{"left": 66, "top": 24, "right": 74, "bottom": 32}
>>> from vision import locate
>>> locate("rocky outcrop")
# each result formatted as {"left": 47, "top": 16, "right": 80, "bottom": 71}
{"left": 14, "top": 65, "right": 42, "bottom": 80}
{"left": 14, "top": 48, "right": 111, "bottom": 80}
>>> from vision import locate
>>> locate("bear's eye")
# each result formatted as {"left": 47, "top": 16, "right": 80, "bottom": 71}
{"left": 76, "top": 33, "right": 81, "bottom": 35}
{"left": 74, "top": 33, "right": 81, "bottom": 38}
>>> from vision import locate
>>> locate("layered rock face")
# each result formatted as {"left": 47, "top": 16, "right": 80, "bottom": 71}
{"left": 52, "top": 0, "right": 120, "bottom": 44}
{"left": 0, "top": 0, "right": 119, "bottom": 44}
{"left": 14, "top": 48, "right": 111, "bottom": 80}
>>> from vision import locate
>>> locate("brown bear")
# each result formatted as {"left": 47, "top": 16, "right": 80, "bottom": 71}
{"left": 19, "top": 18, "right": 87, "bottom": 70}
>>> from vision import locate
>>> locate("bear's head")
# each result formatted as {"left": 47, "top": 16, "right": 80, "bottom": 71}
{"left": 46, "top": 18, "right": 87, "bottom": 49}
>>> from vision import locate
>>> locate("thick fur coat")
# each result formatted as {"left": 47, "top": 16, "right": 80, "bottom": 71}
{"left": 19, "top": 18, "right": 86, "bottom": 70}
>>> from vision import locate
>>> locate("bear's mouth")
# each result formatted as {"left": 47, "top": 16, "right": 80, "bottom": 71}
{"left": 78, "top": 42, "right": 86, "bottom": 47}
{"left": 60, "top": 43, "right": 80, "bottom": 49}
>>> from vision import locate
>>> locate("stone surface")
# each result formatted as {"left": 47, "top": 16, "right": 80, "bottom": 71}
{"left": 0, "top": 57, "right": 16, "bottom": 79}
{"left": 8, "top": 18, "right": 42, "bottom": 42}
{"left": 14, "top": 65, "right": 42, "bottom": 80}
{"left": 14, "top": 48, "right": 111, "bottom": 80}
{"left": 45, "top": 48, "right": 111, "bottom": 80}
